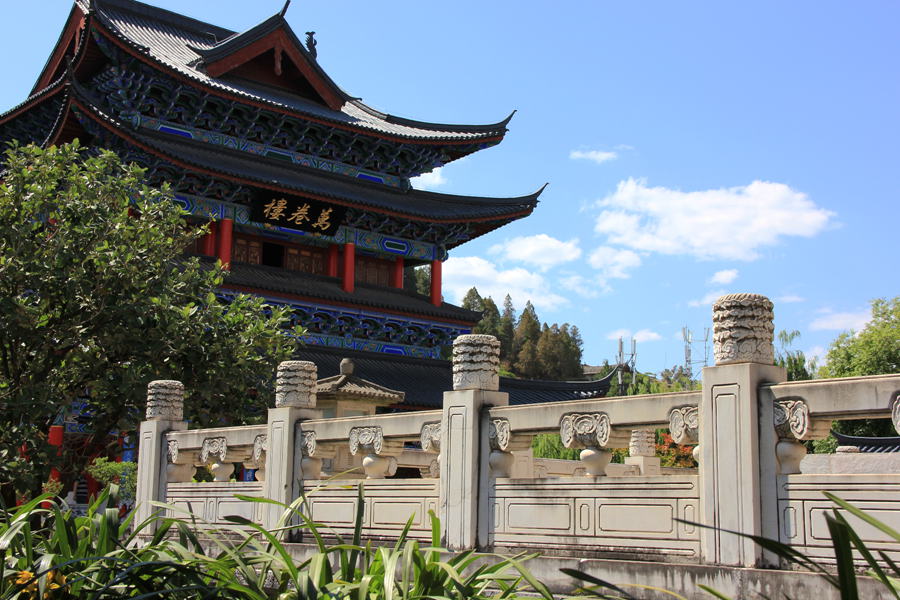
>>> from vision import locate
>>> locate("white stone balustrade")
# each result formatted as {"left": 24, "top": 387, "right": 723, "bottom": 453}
{"left": 133, "top": 298, "right": 900, "bottom": 571}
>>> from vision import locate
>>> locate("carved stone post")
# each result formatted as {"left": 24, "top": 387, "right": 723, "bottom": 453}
{"left": 349, "top": 426, "right": 402, "bottom": 478}
{"left": 135, "top": 380, "right": 188, "bottom": 532}
{"left": 625, "top": 430, "right": 661, "bottom": 476}
{"left": 560, "top": 412, "right": 630, "bottom": 476}
{"left": 440, "top": 335, "right": 507, "bottom": 551}
{"left": 263, "top": 361, "right": 320, "bottom": 536}
{"left": 420, "top": 422, "right": 441, "bottom": 479}
{"left": 699, "top": 293, "right": 785, "bottom": 567}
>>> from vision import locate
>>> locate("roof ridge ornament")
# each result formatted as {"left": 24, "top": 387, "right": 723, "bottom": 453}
{"left": 305, "top": 31, "right": 318, "bottom": 59}
{"left": 280, "top": 0, "right": 292, "bottom": 17}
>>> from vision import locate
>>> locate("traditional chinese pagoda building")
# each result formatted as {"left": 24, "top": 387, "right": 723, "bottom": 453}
{"left": 0, "top": 0, "right": 614, "bottom": 409}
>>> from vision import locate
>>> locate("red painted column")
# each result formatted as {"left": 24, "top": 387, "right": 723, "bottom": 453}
{"left": 216, "top": 218, "right": 233, "bottom": 270}
{"left": 201, "top": 221, "right": 217, "bottom": 256}
{"left": 430, "top": 259, "right": 442, "bottom": 306}
{"left": 327, "top": 244, "right": 339, "bottom": 277}
{"left": 342, "top": 243, "right": 355, "bottom": 293}
{"left": 47, "top": 425, "right": 64, "bottom": 502}
{"left": 392, "top": 256, "right": 405, "bottom": 289}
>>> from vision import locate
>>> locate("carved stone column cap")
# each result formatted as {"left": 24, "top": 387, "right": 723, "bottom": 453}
{"left": 892, "top": 395, "right": 900, "bottom": 436}
{"left": 349, "top": 425, "right": 403, "bottom": 456}
{"left": 774, "top": 399, "right": 831, "bottom": 441}
{"left": 275, "top": 360, "right": 317, "bottom": 408}
{"left": 252, "top": 434, "right": 268, "bottom": 463}
{"left": 452, "top": 334, "right": 500, "bottom": 391}
{"left": 559, "top": 412, "right": 630, "bottom": 449}
{"left": 668, "top": 405, "right": 699, "bottom": 445}
{"left": 200, "top": 436, "right": 227, "bottom": 464}
{"left": 712, "top": 293, "right": 775, "bottom": 365}
{"left": 146, "top": 380, "right": 184, "bottom": 421}
{"left": 420, "top": 421, "right": 441, "bottom": 453}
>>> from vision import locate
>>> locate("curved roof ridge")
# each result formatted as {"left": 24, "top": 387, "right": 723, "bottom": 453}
{"left": 91, "top": 0, "right": 234, "bottom": 41}
{"left": 86, "top": 0, "right": 511, "bottom": 144}
{"left": 348, "top": 101, "right": 514, "bottom": 136}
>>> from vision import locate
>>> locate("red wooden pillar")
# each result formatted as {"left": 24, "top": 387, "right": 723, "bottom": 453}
{"left": 217, "top": 218, "right": 233, "bottom": 270}
{"left": 201, "top": 221, "right": 217, "bottom": 256}
{"left": 342, "top": 243, "right": 355, "bottom": 293}
{"left": 47, "top": 425, "right": 64, "bottom": 503}
{"left": 327, "top": 244, "right": 339, "bottom": 277}
{"left": 430, "top": 259, "right": 442, "bottom": 306}
{"left": 392, "top": 256, "right": 405, "bottom": 289}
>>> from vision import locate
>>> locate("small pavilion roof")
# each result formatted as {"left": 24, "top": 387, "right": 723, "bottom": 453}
{"left": 316, "top": 358, "right": 405, "bottom": 403}
{"left": 60, "top": 0, "right": 512, "bottom": 146}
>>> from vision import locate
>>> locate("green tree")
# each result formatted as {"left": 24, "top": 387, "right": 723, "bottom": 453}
{"left": 513, "top": 301, "right": 541, "bottom": 356}
{"left": 498, "top": 295, "right": 516, "bottom": 362}
{"left": 824, "top": 297, "right": 899, "bottom": 378}
{"left": 513, "top": 340, "right": 541, "bottom": 379}
{"left": 460, "top": 287, "right": 483, "bottom": 312}
{"left": 474, "top": 297, "right": 501, "bottom": 340}
{"left": 814, "top": 297, "right": 900, "bottom": 452}
{"left": 413, "top": 266, "right": 430, "bottom": 296}
{"left": 0, "top": 142, "right": 298, "bottom": 500}
{"left": 775, "top": 330, "right": 816, "bottom": 381}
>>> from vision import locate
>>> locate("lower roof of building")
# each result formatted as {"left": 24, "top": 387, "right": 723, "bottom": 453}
{"left": 296, "top": 344, "right": 616, "bottom": 410}
{"left": 210, "top": 257, "right": 480, "bottom": 324}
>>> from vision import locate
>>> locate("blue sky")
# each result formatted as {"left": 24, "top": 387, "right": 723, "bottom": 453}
{"left": 3, "top": 1, "right": 898, "bottom": 374}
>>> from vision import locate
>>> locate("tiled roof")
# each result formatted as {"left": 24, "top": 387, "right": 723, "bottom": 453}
{"left": 317, "top": 373, "right": 405, "bottom": 403}
{"left": 833, "top": 431, "right": 900, "bottom": 453}
{"left": 219, "top": 260, "right": 481, "bottom": 323}
{"left": 84, "top": 0, "right": 510, "bottom": 142}
{"left": 297, "top": 345, "right": 616, "bottom": 409}
{"left": 130, "top": 127, "right": 541, "bottom": 222}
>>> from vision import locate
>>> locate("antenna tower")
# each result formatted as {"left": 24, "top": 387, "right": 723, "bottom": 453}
{"left": 616, "top": 337, "right": 638, "bottom": 396}
{"left": 682, "top": 326, "right": 710, "bottom": 379}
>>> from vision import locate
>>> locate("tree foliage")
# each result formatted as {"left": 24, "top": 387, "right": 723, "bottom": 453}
{"left": 461, "top": 287, "right": 583, "bottom": 380}
{"left": 0, "top": 143, "right": 299, "bottom": 500}
{"left": 823, "top": 297, "right": 899, "bottom": 378}
{"left": 814, "top": 297, "right": 900, "bottom": 452}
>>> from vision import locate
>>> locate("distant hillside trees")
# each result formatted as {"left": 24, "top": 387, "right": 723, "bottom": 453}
{"left": 461, "top": 287, "right": 583, "bottom": 380}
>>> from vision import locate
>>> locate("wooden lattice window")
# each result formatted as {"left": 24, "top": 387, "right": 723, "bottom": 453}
{"left": 356, "top": 255, "right": 391, "bottom": 287}
{"left": 285, "top": 246, "right": 326, "bottom": 275}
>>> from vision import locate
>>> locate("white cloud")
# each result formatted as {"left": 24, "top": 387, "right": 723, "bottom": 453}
{"left": 594, "top": 178, "right": 834, "bottom": 261}
{"left": 442, "top": 256, "right": 568, "bottom": 312}
{"left": 809, "top": 309, "right": 871, "bottom": 332}
{"left": 605, "top": 328, "right": 662, "bottom": 342}
{"left": 634, "top": 329, "right": 663, "bottom": 342}
{"left": 709, "top": 269, "right": 738, "bottom": 285}
{"left": 570, "top": 149, "right": 618, "bottom": 165}
{"left": 410, "top": 167, "right": 447, "bottom": 190}
{"left": 558, "top": 273, "right": 603, "bottom": 298}
{"left": 777, "top": 294, "right": 805, "bottom": 304}
{"left": 489, "top": 234, "right": 581, "bottom": 271}
{"left": 587, "top": 246, "right": 642, "bottom": 285}
{"left": 689, "top": 289, "right": 729, "bottom": 308}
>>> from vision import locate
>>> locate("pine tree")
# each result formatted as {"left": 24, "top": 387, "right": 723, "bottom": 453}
{"left": 514, "top": 339, "right": 541, "bottom": 379}
{"left": 499, "top": 295, "right": 516, "bottom": 362}
{"left": 461, "top": 287, "right": 484, "bottom": 312}
{"left": 475, "top": 297, "right": 502, "bottom": 339}
{"left": 513, "top": 301, "right": 541, "bottom": 359}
